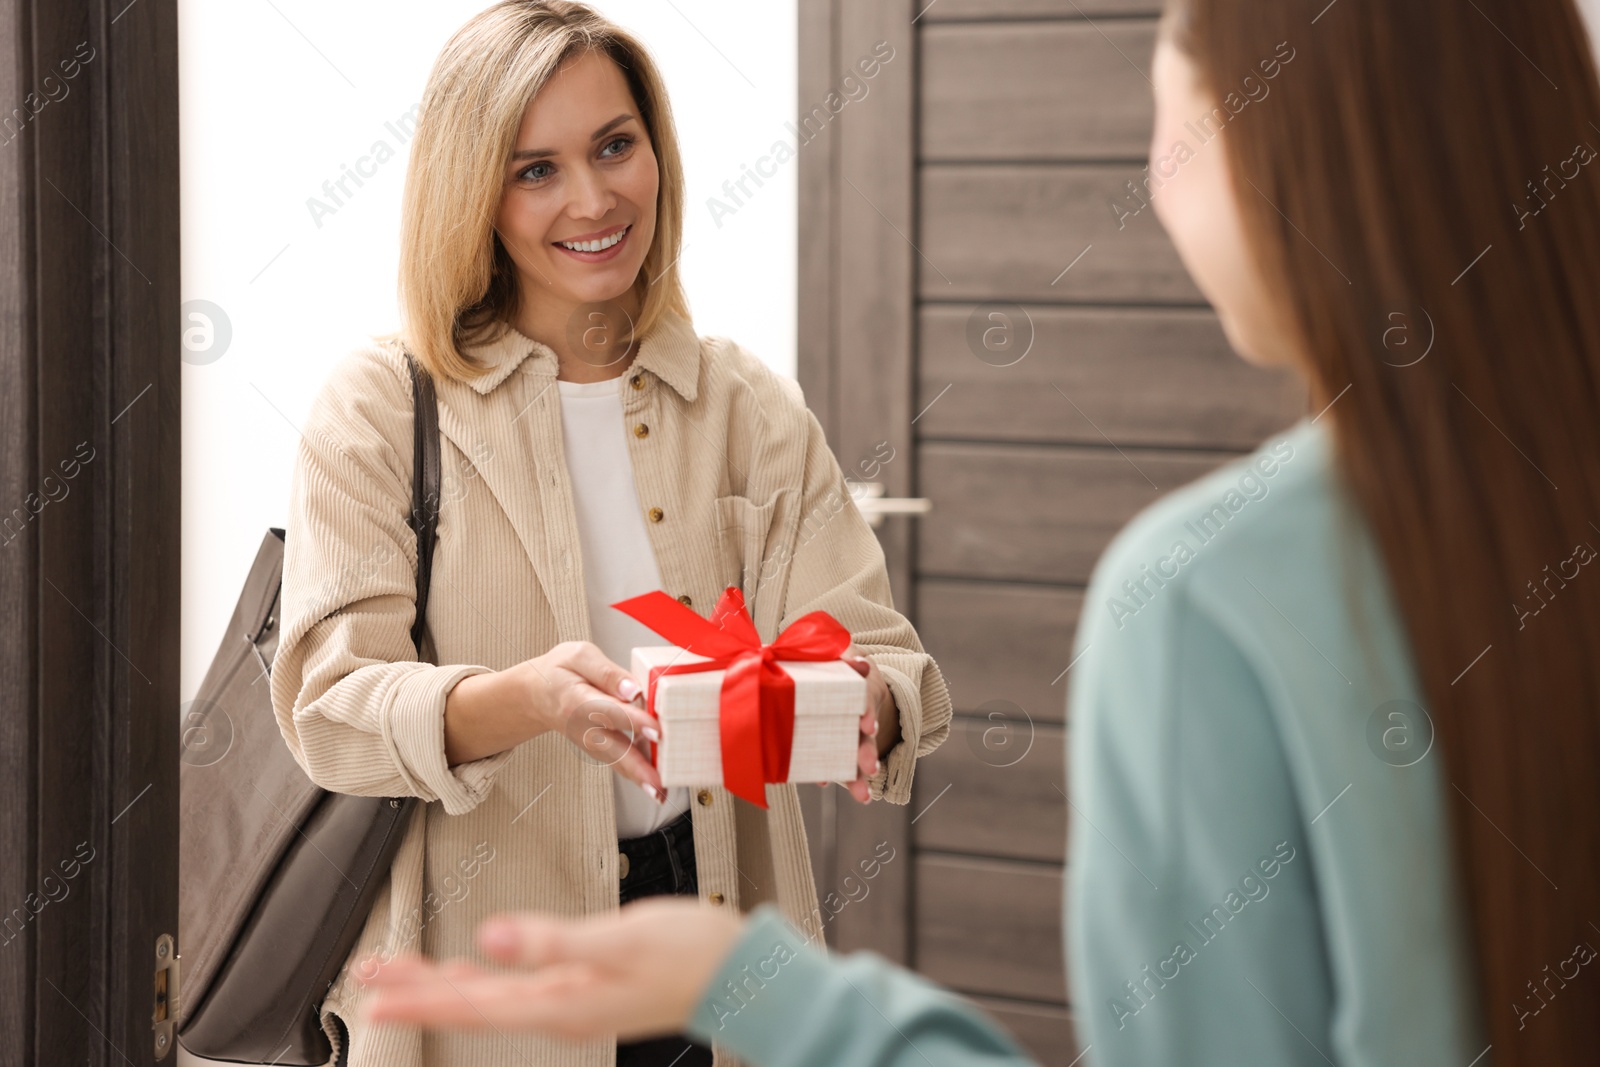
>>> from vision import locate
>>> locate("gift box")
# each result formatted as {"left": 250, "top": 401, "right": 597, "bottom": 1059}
{"left": 612, "top": 586, "right": 866, "bottom": 807}
{"left": 630, "top": 645, "right": 864, "bottom": 789}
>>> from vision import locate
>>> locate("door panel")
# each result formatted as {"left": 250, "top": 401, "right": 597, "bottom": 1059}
{"left": 796, "top": 0, "right": 919, "bottom": 967}
{"left": 922, "top": 22, "right": 1157, "bottom": 161}
{"left": 799, "top": 3, "right": 1302, "bottom": 1061}
{"left": 919, "top": 444, "right": 1228, "bottom": 583}
{"left": 0, "top": 2, "right": 181, "bottom": 1062}
{"left": 912, "top": 721, "right": 1068, "bottom": 862}
{"left": 920, "top": 165, "right": 1204, "bottom": 301}
{"left": 919, "top": 580, "right": 1082, "bottom": 721}
{"left": 914, "top": 854, "right": 1067, "bottom": 1001}
{"left": 923, "top": 0, "right": 1163, "bottom": 17}
{"left": 918, "top": 305, "right": 1305, "bottom": 448}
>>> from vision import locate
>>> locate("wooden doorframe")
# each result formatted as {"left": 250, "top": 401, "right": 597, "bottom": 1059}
{"left": 0, "top": 1, "right": 181, "bottom": 1063}
{"left": 797, "top": 0, "right": 920, "bottom": 961}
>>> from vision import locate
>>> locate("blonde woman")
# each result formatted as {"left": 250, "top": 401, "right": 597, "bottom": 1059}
{"left": 268, "top": 3, "right": 952, "bottom": 1065}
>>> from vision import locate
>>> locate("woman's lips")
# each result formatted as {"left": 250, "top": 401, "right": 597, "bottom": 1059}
{"left": 553, "top": 224, "right": 631, "bottom": 263}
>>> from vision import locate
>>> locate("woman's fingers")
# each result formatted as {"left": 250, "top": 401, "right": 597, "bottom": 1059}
{"left": 477, "top": 906, "right": 655, "bottom": 969}
{"left": 857, "top": 732, "right": 880, "bottom": 779}
{"left": 844, "top": 650, "right": 881, "bottom": 804}
{"left": 439, "top": 958, "right": 490, "bottom": 981}
{"left": 361, "top": 903, "right": 745, "bottom": 1040}
{"left": 610, "top": 740, "right": 666, "bottom": 798}
{"left": 356, "top": 947, "right": 624, "bottom": 1036}
{"left": 365, "top": 966, "right": 607, "bottom": 1035}
{"left": 563, "top": 685, "right": 667, "bottom": 795}
{"left": 571, "top": 686, "right": 660, "bottom": 742}
{"left": 841, "top": 713, "right": 877, "bottom": 803}
{"left": 358, "top": 952, "right": 435, "bottom": 987}
{"left": 570, "top": 698, "right": 652, "bottom": 755}
{"left": 558, "top": 641, "right": 643, "bottom": 703}
{"left": 573, "top": 724, "right": 662, "bottom": 788}
{"left": 860, "top": 706, "right": 878, "bottom": 749}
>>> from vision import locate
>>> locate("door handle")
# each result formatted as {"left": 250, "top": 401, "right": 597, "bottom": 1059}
{"left": 850, "top": 482, "right": 932, "bottom": 528}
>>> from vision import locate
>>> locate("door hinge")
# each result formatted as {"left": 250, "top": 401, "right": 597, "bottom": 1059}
{"left": 153, "top": 933, "right": 180, "bottom": 1060}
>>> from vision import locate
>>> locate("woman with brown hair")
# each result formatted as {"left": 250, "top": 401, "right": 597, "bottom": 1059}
{"left": 268, "top": 2, "right": 952, "bottom": 1065}
{"left": 354, "top": 0, "right": 1600, "bottom": 1064}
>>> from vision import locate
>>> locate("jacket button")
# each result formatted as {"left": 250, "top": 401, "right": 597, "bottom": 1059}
{"left": 634, "top": 423, "right": 649, "bottom": 438}
{"left": 648, "top": 507, "right": 664, "bottom": 523}
{"left": 697, "top": 789, "right": 713, "bottom": 806}
{"left": 708, "top": 891, "right": 726, "bottom": 905}
{"left": 618, "top": 852, "right": 630, "bottom": 880}
{"left": 630, "top": 374, "right": 645, "bottom": 390}
{"left": 677, "top": 593, "right": 692, "bottom": 606}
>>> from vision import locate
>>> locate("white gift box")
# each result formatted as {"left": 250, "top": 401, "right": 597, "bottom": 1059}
{"left": 631, "top": 646, "right": 865, "bottom": 787}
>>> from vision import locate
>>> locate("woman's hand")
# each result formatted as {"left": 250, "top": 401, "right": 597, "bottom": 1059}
{"left": 835, "top": 646, "right": 901, "bottom": 804}
{"left": 524, "top": 641, "right": 668, "bottom": 799}
{"left": 358, "top": 898, "right": 746, "bottom": 1041}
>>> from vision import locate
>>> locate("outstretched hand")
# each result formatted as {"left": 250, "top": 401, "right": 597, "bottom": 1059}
{"left": 358, "top": 898, "right": 746, "bottom": 1042}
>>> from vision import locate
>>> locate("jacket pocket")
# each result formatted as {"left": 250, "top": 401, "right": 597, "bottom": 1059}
{"left": 714, "top": 493, "right": 777, "bottom": 605}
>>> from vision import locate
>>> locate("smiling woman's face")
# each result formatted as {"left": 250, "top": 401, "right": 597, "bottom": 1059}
{"left": 495, "top": 49, "right": 660, "bottom": 334}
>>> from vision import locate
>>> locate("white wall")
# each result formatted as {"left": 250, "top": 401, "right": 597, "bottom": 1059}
{"left": 179, "top": 1, "right": 798, "bottom": 701}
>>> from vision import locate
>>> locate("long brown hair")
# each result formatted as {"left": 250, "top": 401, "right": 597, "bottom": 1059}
{"left": 1166, "top": 0, "right": 1600, "bottom": 1060}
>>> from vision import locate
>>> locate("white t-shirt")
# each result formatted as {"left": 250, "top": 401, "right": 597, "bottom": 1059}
{"left": 556, "top": 375, "right": 692, "bottom": 838}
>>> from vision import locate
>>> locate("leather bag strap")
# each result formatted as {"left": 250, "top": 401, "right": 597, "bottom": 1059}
{"left": 404, "top": 351, "right": 441, "bottom": 654}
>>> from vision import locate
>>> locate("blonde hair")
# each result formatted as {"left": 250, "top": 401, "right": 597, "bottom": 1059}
{"left": 393, "top": 0, "right": 690, "bottom": 382}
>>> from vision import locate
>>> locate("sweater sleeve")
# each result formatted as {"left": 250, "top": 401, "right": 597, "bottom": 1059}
{"left": 688, "top": 905, "right": 1037, "bottom": 1066}
{"left": 268, "top": 346, "right": 513, "bottom": 815}
{"left": 773, "top": 405, "right": 953, "bottom": 805}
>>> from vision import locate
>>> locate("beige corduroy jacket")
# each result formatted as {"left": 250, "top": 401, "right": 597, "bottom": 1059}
{"left": 269, "top": 308, "right": 953, "bottom": 1067}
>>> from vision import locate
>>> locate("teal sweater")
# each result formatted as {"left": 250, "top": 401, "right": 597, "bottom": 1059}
{"left": 687, "top": 418, "right": 1487, "bottom": 1066}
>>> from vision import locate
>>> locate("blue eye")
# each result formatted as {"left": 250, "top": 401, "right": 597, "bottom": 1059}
{"left": 514, "top": 136, "right": 633, "bottom": 184}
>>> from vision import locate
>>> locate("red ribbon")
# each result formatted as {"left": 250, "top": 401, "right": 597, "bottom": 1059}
{"left": 611, "top": 586, "right": 852, "bottom": 808}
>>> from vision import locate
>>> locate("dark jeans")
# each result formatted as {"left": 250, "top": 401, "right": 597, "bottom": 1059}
{"left": 616, "top": 809, "right": 715, "bottom": 1067}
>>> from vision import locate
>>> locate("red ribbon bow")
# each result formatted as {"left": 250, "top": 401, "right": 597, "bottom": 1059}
{"left": 611, "top": 586, "right": 853, "bottom": 808}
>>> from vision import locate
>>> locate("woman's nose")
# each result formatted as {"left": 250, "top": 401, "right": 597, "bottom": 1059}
{"left": 566, "top": 164, "right": 616, "bottom": 220}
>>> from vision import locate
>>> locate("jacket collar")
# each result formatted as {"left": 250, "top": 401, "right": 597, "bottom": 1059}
{"left": 459, "top": 308, "right": 701, "bottom": 402}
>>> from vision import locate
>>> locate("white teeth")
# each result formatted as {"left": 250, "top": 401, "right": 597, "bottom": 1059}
{"left": 561, "top": 226, "right": 627, "bottom": 252}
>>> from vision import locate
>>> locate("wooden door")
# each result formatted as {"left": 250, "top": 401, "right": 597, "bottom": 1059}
{"left": 797, "top": 0, "right": 1305, "bottom": 1058}
{"left": 0, "top": 0, "right": 181, "bottom": 1063}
